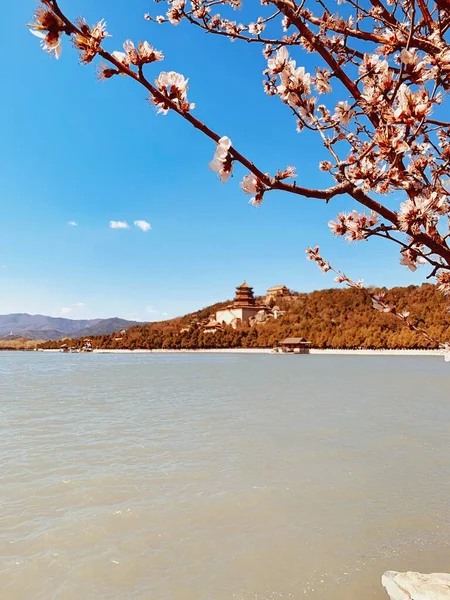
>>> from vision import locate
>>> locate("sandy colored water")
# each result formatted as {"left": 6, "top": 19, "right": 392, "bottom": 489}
{"left": 1, "top": 352, "right": 449, "bottom": 599}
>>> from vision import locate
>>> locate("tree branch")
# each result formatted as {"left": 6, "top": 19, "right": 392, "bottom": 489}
{"left": 48, "top": 0, "right": 353, "bottom": 203}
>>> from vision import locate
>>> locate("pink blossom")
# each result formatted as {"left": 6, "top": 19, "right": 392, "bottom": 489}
{"left": 248, "top": 18, "right": 265, "bottom": 35}
{"left": 329, "top": 210, "right": 378, "bottom": 242}
{"left": 123, "top": 40, "right": 164, "bottom": 65}
{"left": 111, "top": 51, "right": 130, "bottom": 67}
{"left": 333, "top": 101, "right": 354, "bottom": 125}
{"left": 248, "top": 196, "right": 264, "bottom": 207}
{"left": 192, "top": 2, "right": 210, "bottom": 19}
{"left": 91, "top": 19, "right": 108, "bottom": 41}
{"left": 139, "top": 41, "right": 164, "bottom": 63}
{"left": 347, "top": 156, "right": 387, "bottom": 192}
{"left": 262, "top": 44, "right": 273, "bottom": 60}
{"left": 240, "top": 174, "right": 265, "bottom": 206}
{"left": 436, "top": 271, "right": 450, "bottom": 296}
{"left": 394, "top": 84, "right": 432, "bottom": 124}
{"left": 30, "top": 28, "right": 63, "bottom": 59}
{"left": 371, "top": 294, "right": 391, "bottom": 312}
{"left": 277, "top": 65, "right": 311, "bottom": 108}
{"left": 209, "top": 137, "right": 233, "bottom": 183}
{"left": 267, "top": 47, "right": 290, "bottom": 74}
{"left": 314, "top": 69, "right": 332, "bottom": 94}
{"left": 399, "top": 247, "right": 426, "bottom": 271}
{"left": 167, "top": 0, "right": 185, "bottom": 25}
{"left": 154, "top": 71, "right": 194, "bottom": 114}
{"left": 241, "top": 174, "right": 258, "bottom": 195}
{"left": 29, "top": 6, "right": 65, "bottom": 59}
{"left": 400, "top": 49, "right": 417, "bottom": 65}
{"left": 398, "top": 192, "right": 447, "bottom": 234}
{"left": 281, "top": 16, "right": 291, "bottom": 31}
{"left": 276, "top": 165, "right": 297, "bottom": 180}
{"left": 306, "top": 246, "right": 331, "bottom": 273}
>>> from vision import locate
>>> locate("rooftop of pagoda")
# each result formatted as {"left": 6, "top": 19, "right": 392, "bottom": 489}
{"left": 232, "top": 281, "right": 256, "bottom": 307}
{"left": 237, "top": 281, "right": 252, "bottom": 290}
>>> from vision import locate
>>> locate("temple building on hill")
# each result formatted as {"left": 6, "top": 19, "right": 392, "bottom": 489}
{"left": 216, "top": 281, "right": 266, "bottom": 328}
{"left": 266, "top": 285, "right": 290, "bottom": 302}
{"left": 233, "top": 281, "right": 256, "bottom": 307}
{"left": 202, "top": 319, "right": 223, "bottom": 334}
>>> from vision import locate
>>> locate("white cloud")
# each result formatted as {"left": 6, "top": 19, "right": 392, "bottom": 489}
{"left": 144, "top": 306, "right": 169, "bottom": 320}
{"left": 145, "top": 305, "right": 159, "bottom": 315}
{"left": 68, "top": 221, "right": 77, "bottom": 227}
{"left": 60, "top": 302, "right": 85, "bottom": 315}
{"left": 109, "top": 220, "right": 130, "bottom": 230}
{"left": 134, "top": 220, "right": 151, "bottom": 232}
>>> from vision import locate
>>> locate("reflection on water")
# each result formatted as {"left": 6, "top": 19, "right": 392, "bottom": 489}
{"left": 1, "top": 352, "right": 449, "bottom": 599}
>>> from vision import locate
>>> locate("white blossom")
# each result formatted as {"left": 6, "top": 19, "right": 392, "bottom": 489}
{"left": 209, "top": 136, "right": 233, "bottom": 183}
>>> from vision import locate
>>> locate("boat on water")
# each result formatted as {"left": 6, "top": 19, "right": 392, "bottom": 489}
{"left": 59, "top": 339, "right": 93, "bottom": 353}
{"left": 80, "top": 339, "right": 93, "bottom": 352}
{"left": 60, "top": 345, "right": 79, "bottom": 353}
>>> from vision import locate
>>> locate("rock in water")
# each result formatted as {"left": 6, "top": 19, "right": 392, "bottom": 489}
{"left": 382, "top": 571, "right": 450, "bottom": 600}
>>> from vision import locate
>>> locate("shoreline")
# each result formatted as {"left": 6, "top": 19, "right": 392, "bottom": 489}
{"left": 39, "top": 348, "right": 444, "bottom": 356}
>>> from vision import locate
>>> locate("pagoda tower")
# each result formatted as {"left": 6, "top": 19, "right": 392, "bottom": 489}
{"left": 232, "top": 281, "right": 256, "bottom": 307}
{"left": 215, "top": 281, "right": 265, "bottom": 328}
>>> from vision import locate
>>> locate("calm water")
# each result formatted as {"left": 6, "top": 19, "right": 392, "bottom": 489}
{"left": 1, "top": 352, "right": 450, "bottom": 600}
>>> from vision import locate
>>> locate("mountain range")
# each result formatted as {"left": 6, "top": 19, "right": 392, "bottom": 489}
{"left": 0, "top": 314, "right": 139, "bottom": 341}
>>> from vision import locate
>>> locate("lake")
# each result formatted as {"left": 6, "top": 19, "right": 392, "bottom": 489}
{"left": 1, "top": 352, "right": 449, "bottom": 600}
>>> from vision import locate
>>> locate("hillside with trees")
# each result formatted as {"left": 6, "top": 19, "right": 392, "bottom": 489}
{"left": 39, "top": 284, "right": 449, "bottom": 351}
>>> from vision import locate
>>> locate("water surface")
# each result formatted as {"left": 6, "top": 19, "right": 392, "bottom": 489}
{"left": 1, "top": 352, "right": 449, "bottom": 599}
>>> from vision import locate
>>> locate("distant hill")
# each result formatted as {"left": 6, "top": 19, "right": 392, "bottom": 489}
{"left": 39, "top": 283, "right": 450, "bottom": 350}
{"left": 0, "top": 337, "right": 44, "bottom": 350}
{"left": 0, "top": 314, "right": 139, "bottom": 340}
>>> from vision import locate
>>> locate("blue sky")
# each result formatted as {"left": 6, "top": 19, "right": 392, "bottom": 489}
{"left": 1, "top": 1, "right": 428, "bottom": 321}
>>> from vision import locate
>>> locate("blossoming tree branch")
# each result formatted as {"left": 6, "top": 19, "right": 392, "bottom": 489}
{"left": 29, "top": 0, "right": 450, "bottom": 355}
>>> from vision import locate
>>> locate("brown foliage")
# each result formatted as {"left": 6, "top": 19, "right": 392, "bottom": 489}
{"left": 39, "top": 284, "right": 449, "bottom": 350}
